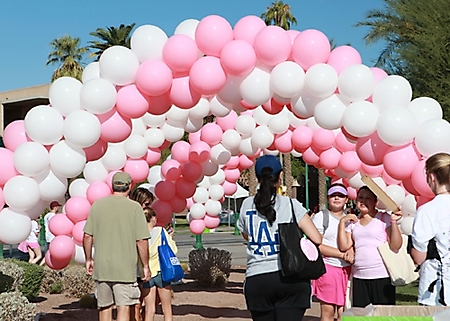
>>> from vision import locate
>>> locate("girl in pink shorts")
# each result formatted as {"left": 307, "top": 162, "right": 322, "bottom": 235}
{"left": 18, "top": 220, "right": 42, "bottom": 264}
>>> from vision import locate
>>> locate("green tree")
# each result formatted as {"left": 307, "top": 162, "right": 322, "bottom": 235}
{"left": 46, "top": 35, "right": 87, "bottom": 82}
{"left": 261, "top": 1, "right": 297, "bottom": 30}
{"left": 356, "top": 0, "right": 450, "bottom": 119}
{"left": 88, "top": 23, "right": 136, "bottom": 61}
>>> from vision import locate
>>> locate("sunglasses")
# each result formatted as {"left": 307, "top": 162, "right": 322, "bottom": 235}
{"left": 144, "top": 202, "right": 152, "bottom": 207}
{"left": 328, "top": 193, "right": 347, "bottom": 198}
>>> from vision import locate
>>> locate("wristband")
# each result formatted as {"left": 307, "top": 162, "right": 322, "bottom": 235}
{"left": 390, "top": 220, "right": 397, "bottom": 224}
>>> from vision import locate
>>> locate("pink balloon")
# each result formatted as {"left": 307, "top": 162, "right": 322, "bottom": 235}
{"left": 116, "top": 85, "right": 149, "bottom": 119}
{"left": 0, "top": 188, "right": 4, "bottom": 209}
{"left": 181, "top": 161, "right": 203, "bottom": 182}
{"left": 416, "top": 195, "right": 434, "bottom": 208}
{"left": 200, "top": 123, "right": 223, "bottom": 146}
{"left": 383, "top": 143, "right": 421, "bottom": 180}
{"left": 72, "top": 220, "right": 86, "bottom": 245}
{"left": 195, "top": 15, "right": 233, "bottom": 57}
{"left": 189, "top": 141, "right": 211, "bottom": 163}
{"left": 123, "top": 159, "right": 150, "bottom": 182}
{"left": 147, "top": 91, "right": 172, "bottom": 115}
{"left": 292, "top": 29, "right": 331, "bottom": 70}
{"left": 135, "top": 60, "right": 173, "bottom": 97}
{"left": 347, "top": 186, "right": 357, "bottom": 200}
{"left": 145, "top": 148, "right": 162, "bottom": 166}
{"left": 225, "top": 156, "right": 240, "bottom": 169}
{"left": 154, "top": 180, "right": 176, "bottom": 201}
{"left": 233, "top": 15, "right": 266, "bottom": 46}
{"left": 170, "top": 76, "right": 201, "bottom": 109}
{"left": 186, "top": 197, "right": 194, "bottom": 210}
{"left": 161, "top": 159, "right": 182, "bottom": 181}
{"left": 224, "top": 168, "right": 241, "bottom": 183}
{"left": 86, "top": 181, "right": 111, "bottom": 204}
{"left": 65, "top": 196, "right": 91, "bottom": 223}
{"left": 189, "top": 56, "right": 227, "bottom": 95}
{"left": 97, "top": 108, "right": 132, "bottom": 143}
{"left": 189, "top": 131, "right": 201, "bottom": 144}
{"left": 292, "top": 126, "right": 313, "bottom": 150}
{"left": 254, "top": 26, "right": 291, "bottom": 66}
{"left": 339, "top": 151, "right": 361, "bottom": 173}
{"left": 45, "top": 251, "right": 71, "bottom": 270}
{"left": 204, "top": 214, "right": 220, "bottom": 229}
{"left": 216, "top": 111, "right": 238, "bottom": 131}
{"left": 371, "top": 67, "right": 388, "bottom": 84}
{"left": 49, "top": 214, "right": 74, "bottom": 236}
{"left": 262, "top": 99, "right": 284, "bottom": 115}
{"left": 222, "top": 180, "right": 238, "bottom": 196}
{"left": 240, "top": 100, "right": 257, "bottom": 110}
{"left": 239, "top": 155, "right": 254, "bottom": 169}
{"left": 152, "top": 199, "right": 173, "bottom": 226}
{"left": 169, "top": 195, "right": 187, "bottom": 214}
{"left": 163, "top": 34, "right": 199, "bottom": 73}
{"left": 190, "top": 218, "right": 206, "bottom": 235}
{"left": 49, "top": 235, "right": 75, "bottom": 261}
{"left": 302, "top": 146, "right": 321, "bottom": 166}
{"left": 274, "top": 131, "right": 293, "bottom": 153}
{"left": 171, "top": 141, "right": 191, "bottom": 164}
{"left": 382, "top": 170, "right": 401, "bottom": 186}
{"left": 356, "top": 132, "right": 391, "bottom": 166}
{"left": 319, "top": 147, "right": 341, "bottom": 170}
{"left": 220, "top": 40, "right": 256, "bottom": 76}
{"left": 3, "top": 120, "right": 31, "bottom": 152}
{"left": 334, "top": 132, "right": 356, "bottom": 153}
{"left": 83, "top": 138, "right": 108, "bottom": 162}
{"left": 327, "top": 46, "right": 362, "bottom": 75}
{"left": 175, "top": 178, "right": 196, "bottom": 199}
{"left": 402, "top": 177, "right": 420, "bottom": 196}
{"left": 360, "top": 163, "right": 384, "bottom": 177}
{"left": 0, "top": 148, "right": 19, "bottom": 186}
{"left": 312, "top": 128, "right": 335, "bottom": 150}
{"left": 411, "top": 159, "right": 434, "bottom": 198}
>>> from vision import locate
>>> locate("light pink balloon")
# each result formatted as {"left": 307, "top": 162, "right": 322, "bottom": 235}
{"left": 189, "top": 131, "right": 201, "bottom": 144}
{"left": 220, "top": 40, "right": 256, "bottom": 76}
{"left": 186, "top": 197, "right": 194, "bottom": 210}
{"left": 216, "top": 111, "right": 238, "bottom": 131}
{"left": 382, "top": 170, "right": 401, "bottom": 186}
{"left": 312, "top": 128, "right": 335, "bottom": 150}
{"left": 72, "top": 220, "right": 86, "bottom": 245}
{"left": 356, "top": 132, "right": 391, "bottom": 166}
{"left": 224, "top": 168, "right": 241, "bottom": 183}
{"left": 97, "top": 108, "right": 132, "bottom": 143}
{"left": 221, "top": 180, "right": 237, "bottom": 196}
{"left": 181, "top": 161, "right": 203, "bottom": 182}
{"left": 190, "top": 218, "right": 206, "bottom": 235}
{"left": 360, "top": 163, "right": 384, "bottom": 178}
{"left": 292, "top": 126, "right": 313, "bottom": 150}
{"left": 383, "top": 143, "right": 421, "bottom": 180}
{"left": 371, "top": 67, "right": 389, "bottom": 84}
{"left": 339, "top": 151, "right": 361, "bottom": 173}
{"left": 195, "top": 15, "right": 233, "bottom": 57}
{"left": 86, "top": 181, "right": 111, "bottom": 204}
{"left": 189, "top": 141, "right": 211, "bottom": 163}
{"left": 347, "top": 186, "right": 357, "bottom": 200}
{"left": 334, "top": 132, "right": 356, "bottom": 153}
{"left": 0, "top": 148, "right": 19, "bottom": 186}
{"left": 154, "top": 180, "right": 176, "bottom": 201}
{"left": 254, "top": 26, "right": 291, "bottom": 67}
{"left": 292, "top": 29, "right": 330, "bottom": 70}
{"left": 65, "top": 196, "right": 91, "bottom": 223}
{"left": 170, "top": 76, "right": 201, "bottom": 109}
{"left": 3, "top": 120, "right": 31, "bottom": 152}
{"left": 123, "top": 159, "right": 150, "bottom": 183}
{"left": 171, "top": 141, "right": 190, "bottom": 164}
{"left": 49, "top": 235, "right": 75, "bottom": 261}
{"left": 200, "top": 123, "right": 223, "bottom": 146}
{"left": 239, "top": 155, "right": 254, "bottom": 169}
{"left": 175, "top": 178, "right": 196, "bottom": 199}
{"left": 319, "top": 147, "right": 341, "bottom": 170}
{"left": 135, "top": 60, "right": 173, "bottom": 97}
{"left": 302, "top": 146, "right": 321, "bottom": 166}
{"left": 204, "top": 214, "right": 220, "bottom": 229}
{"left": 161, "top": 159, "right": 182, "bottom": 181}
{"left": 233, "top": 15, "right": 266, "bottom": 46}
{"left": 163, "top": 34, "right": 199, "bottom": 73}
{"left": 45, "top": 251, "right": 71, "bottom": 270}
{"left": 327, "top": 46, "right": 362, "bottom": 75}
{"left": 49, "top": 214, "right": 74, "bottom": 236}
{"left": 147, "top": 91, "right": 172, "bottom": 115}
{"left": 145, "top": 148, "right": 162, "bottom": 166}
{"left": 274, "top": 131, "right": 293, "bottom": 153}
{"left": 152, "top": 199, "right": 173, "bottom": 226}
{"left": 83, "top": 139, "right": 108, "bottom": 162}
{"left": 411, "top": 159, "right": 434, "bottom": 198}
{"left": 225, "top": 156, "right": 240, "bottom": 169}
{"left": 189, "top": 56, "right": 227, "bottom": 95}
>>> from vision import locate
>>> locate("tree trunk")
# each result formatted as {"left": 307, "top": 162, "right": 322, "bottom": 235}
{"left": 318, "top": 168, "right": 327, "bottom": 210}
{"left": 283, "top": 153, "right": 294, "bottom": 198}
{"left": 249, "top": 164, "right": 258, "bottom": 196}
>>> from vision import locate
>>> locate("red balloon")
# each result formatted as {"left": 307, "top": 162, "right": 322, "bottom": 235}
{"left": 175, "top": 178, "right": 196, "bottom": 199}
{"left": 152, "top": 200, "right": 173, "bottom": 226}
{"left": 181, "top": 162, "right": 203, "bottom": 182}
{"left": 154, "top": 180, "right": 176, "bottom": 201}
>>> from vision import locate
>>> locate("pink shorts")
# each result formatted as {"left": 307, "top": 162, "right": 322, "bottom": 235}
{"left": 312, "top": 264, "right": 351, "bottom": 306}
{"left": 18, "top": 241, "right": 40, "bottom": 253}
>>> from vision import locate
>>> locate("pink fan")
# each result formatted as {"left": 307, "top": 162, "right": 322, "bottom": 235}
{"left": 300, "top": 237, "right": 319, "bottom": 261}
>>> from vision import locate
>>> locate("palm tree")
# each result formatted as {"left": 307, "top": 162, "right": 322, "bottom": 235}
{"left": 88, "top": 23, "right": 136, "bottom": 61}
{"left": 261, "top": 1, "right": 297, "bottom": 30}
{"left": 46, "top": 35, "right": 88, "bottom": 82}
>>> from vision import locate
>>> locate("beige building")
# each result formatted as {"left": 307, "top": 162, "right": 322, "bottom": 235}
{"left": 0, "top": 84, "right": 50, "bottom": 137}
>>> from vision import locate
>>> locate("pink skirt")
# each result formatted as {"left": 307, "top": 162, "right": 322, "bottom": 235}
{"left": 312, "top": 264, "right": 351, "bottom": 306}
{"left": 18, "top": 241, "right": 40, "bottom": 253}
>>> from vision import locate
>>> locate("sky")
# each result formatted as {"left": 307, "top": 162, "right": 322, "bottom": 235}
{"left": 0, "top": 0, "right": 387, "bottom": 93}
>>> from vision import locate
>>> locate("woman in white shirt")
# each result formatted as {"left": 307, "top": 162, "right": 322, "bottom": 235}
{"left": 18, "top": 220, "right": 42, "bottom": 264}
{"left": 411, "top": 152, "right": 450, "bottom": 306}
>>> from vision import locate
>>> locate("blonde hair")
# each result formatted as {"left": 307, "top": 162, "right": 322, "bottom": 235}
{"left": 426, "top": 153, "right": 450, "bottom": 186}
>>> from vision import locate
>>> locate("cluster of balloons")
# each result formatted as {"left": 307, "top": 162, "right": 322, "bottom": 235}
{"left": 0, "top": 13, "right": 447, "bottom": 269}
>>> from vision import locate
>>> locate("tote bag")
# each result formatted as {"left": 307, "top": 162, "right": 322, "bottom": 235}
{"left": 278, "top": 199, "right": 326, "bottom": 280}
{"left": 158, "top": 229, "right": 184, "bottom": 283}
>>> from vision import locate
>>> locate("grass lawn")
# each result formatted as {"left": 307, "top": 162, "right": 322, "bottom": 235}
{"left": 396, "top": 280, "right": 419, "bottom": 305}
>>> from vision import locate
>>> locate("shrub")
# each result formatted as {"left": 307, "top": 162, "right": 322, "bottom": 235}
{"left": 62, "top": 265, "right": 95, "bottom": 298}
{"left": 0, "top": 291, "right": 36, "bottom": 321}
{"left": 40, "top": 267, "right": 64, "bottom": 294}
{"left": 188, "top": 248, "right": 232, "bottom": 287}
{"left": 0, "top": 260, "right": 24, "bottom": 293}
{"left": 49, "top": 280, "right": 64, "bottom": 294}
{"left": 10, "top": 259, "right": 44, "bottom": 301}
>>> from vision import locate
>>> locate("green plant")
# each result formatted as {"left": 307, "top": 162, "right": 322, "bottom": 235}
{"left": 62, "top": 265, "right": 95, "bottom": 298}
{"left": 0, "top": 260, "right": 24, "bottom": 293}
{"left": 0, "top": 272, "right": 14, "bottom": 294}
{"left": 49, "top": 280, "right": 64, "bottom": 294}
{"left": 40, "top": 267, "right": 63, "bottom": 294}
{"left": 0, "top": 291, "right": 36, "bottom": 321}
{"left": 10, "top": 259, "right": 44, "bottom": 300}
{"left": 188, "top": 248, "right": 232, "bottom": 288}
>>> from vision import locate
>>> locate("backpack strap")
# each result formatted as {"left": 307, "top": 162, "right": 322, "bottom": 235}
{"left": 322, "top": 208, "right": 330, "bottom": 234}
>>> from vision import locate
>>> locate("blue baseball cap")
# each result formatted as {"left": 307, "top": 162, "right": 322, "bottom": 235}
{"left": 255, "top": 155, "right": 282, "bottom": 176}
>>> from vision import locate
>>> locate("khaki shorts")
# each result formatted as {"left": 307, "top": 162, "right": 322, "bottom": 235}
{"left": 95, "top": 281, "right": 141, "bottom": 308}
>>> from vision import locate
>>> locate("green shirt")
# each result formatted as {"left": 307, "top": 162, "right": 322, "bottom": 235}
{"left": 84, "top": 195, "right": 150, "bottom": 283}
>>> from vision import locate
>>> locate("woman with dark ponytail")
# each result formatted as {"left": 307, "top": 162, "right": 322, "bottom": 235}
{"left": 238, "top": 155, "right": 322, "bottom": 321}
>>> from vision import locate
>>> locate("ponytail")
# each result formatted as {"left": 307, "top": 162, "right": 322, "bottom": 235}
{"left": 254, "top": 167, "right": 281, "bottom": 226}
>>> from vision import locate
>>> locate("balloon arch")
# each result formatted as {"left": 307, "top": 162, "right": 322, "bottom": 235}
{"left": 0, "top": 14, "right": 447, "bottom": 269}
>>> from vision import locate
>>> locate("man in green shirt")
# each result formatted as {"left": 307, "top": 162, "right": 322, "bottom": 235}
{"left": 83, "top": 172, "right": 150, "bottom": 321}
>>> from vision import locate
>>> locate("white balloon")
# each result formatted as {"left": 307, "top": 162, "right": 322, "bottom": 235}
{"left": 408, "top": 97, "right": 443, "bottom": 126}
{"left": 414, "top": 119, "right": 450, "bottom": 157}
{"left": 314, "top": 94, "right": 347, "bottom": 130}
{"left": 161, "top": 123, "right": 184, "bottom": 142}
{"left": 373, "top": 177, "right": 387, "bottom": 190}
{"left": 291, "top": 90, "right": 322, "bottom": 119}
{"left": 208, "top": 184, "right": 224, "bottom": 201}
{"left": 342, "top": 101, "right": 380, "bottom": 137}
{"left": 400, "top": 216, "right": 414, "bottom": 235}
{"left": 235, "top": 114, "right": 256, "bottom": 136}
{"left": 270, "top": 61, "right": 305, "bottom": 99}
{"left": 190, "top": 203, "right": 206, "bottom": 219}
{"left": 372, "top": 75, "right": 412, "bottom": 111}
{"left": 240, "top": 67, "right": 272, "bottom": 106}
{"left": 210, "top": 144, "right": 231, "bottom": 165}
{"left": 49, "top": 141, "right": 86, "bottom": 178}
{"left": 385, "top": 185, "right": 406, "bottom": 208}
{"left": 197, "top": 176, "right": 212, "bottom": 189}
{"left": 13, "top": 142, "right": 49, "bottom": 177}
{"left": 83, "top": 160, "right": 109, "bottom": 184}
{"left": 147, "top": 165, "right": 162, "bottom": 186}
{"left": 201, "top": 160, "right": 219, "bottom": 177}
{"left": 3, "top": 176, "right": 40, "bottom": 211}
{"left": 24, "top": 105, "right": 64, "bottom": 145}
{"left": 205, "top": 199, "right": 222, "bottom": 216}
{"left": 174, "top": 19, "right": 199, "bottom": 40}
{"left": 402, "top": 194, "right": 417, "bottom": 217}
{"left": 222, "top": 129, "right": 242, "bottom": 150}
{"left": 184, "top": 117, "right": 204, "bottom": 133}
{"left": 376, "top": 108, "right": 417, "bottom": 146}
{"left": 73, "top": 244, "right": 86, "bottom": 264}
{"left": 64, "top": 110, "right": 101, "bottom": 148}
{"left": 166, "top": 105, "right": 190, "bottom": 124}
{"left": 193, "top": 187, "right": 209, "bottom": 203}
{"left": 210, "top": 96, "right": 232, "bottom": 118}
{"left": 268, "top": 115, "right": 290, "bottom": 134}
{"left": 217, "top": 76, "right": 244, "bottom": 104}
{"left": 99, "top": 46, "right": 139, "bottom": 86}
{"left": 131, "top": 25, "right": 168, "bottom": 62}
{"left": 25, "top": 200, "right": 48, "bottom": 220}
{"left": 141, "top": 113, "right": 166, "bottom": 128}
{"left": 0, "top": 208, "right": 31, "bottom": 244}
{"left": 304, "top": 63, "right": 338, "bottom": 99}
{"left": 101, "top": 145, "right": 127, "bottom": 171}
{"left": 82, "top": 62, "right": 100, "bottom": 83}
{"left": 338, "top": 64, "right": 375, "bottom": 102}
{"left": 131, "top": 118, "right": 147, "bottom": 136}
{"left": 123, "top": 135, "right": 148, "bottom": 159}
{"left": 69, "top": 178, "right": 89, "bottom": 198}
{"left": 306, "top": 117, "right": 321, "bottom": 131}
{"left": 253, "top": 106, "right": 271, "bottom": 126}
{"left": 348, "top": 172, "right": 364, "bottom": 189}
{"left": 251, "top": 125, "right": 274, "bottom": 149}
{"left": 49, "top": 77, "right": 82, "bottom": 116}
{"left": 35, "top": 169, "right": 68, "bottom": 202}
{"left": 209, "top": 169, "right": 226, "bottom": 185}
{"left": 80, "top": 78, "right": 117, "bottom": 114}
{"left": 239, "top": 137, "right": 259, "bottom": 156}
{"left": 189, "top": 98, "right": 210, "bottom": 119}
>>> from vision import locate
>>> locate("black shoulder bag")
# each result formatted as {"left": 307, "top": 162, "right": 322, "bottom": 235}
{"left": 278, "top": 199, "right": 326, "bottom": 280}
